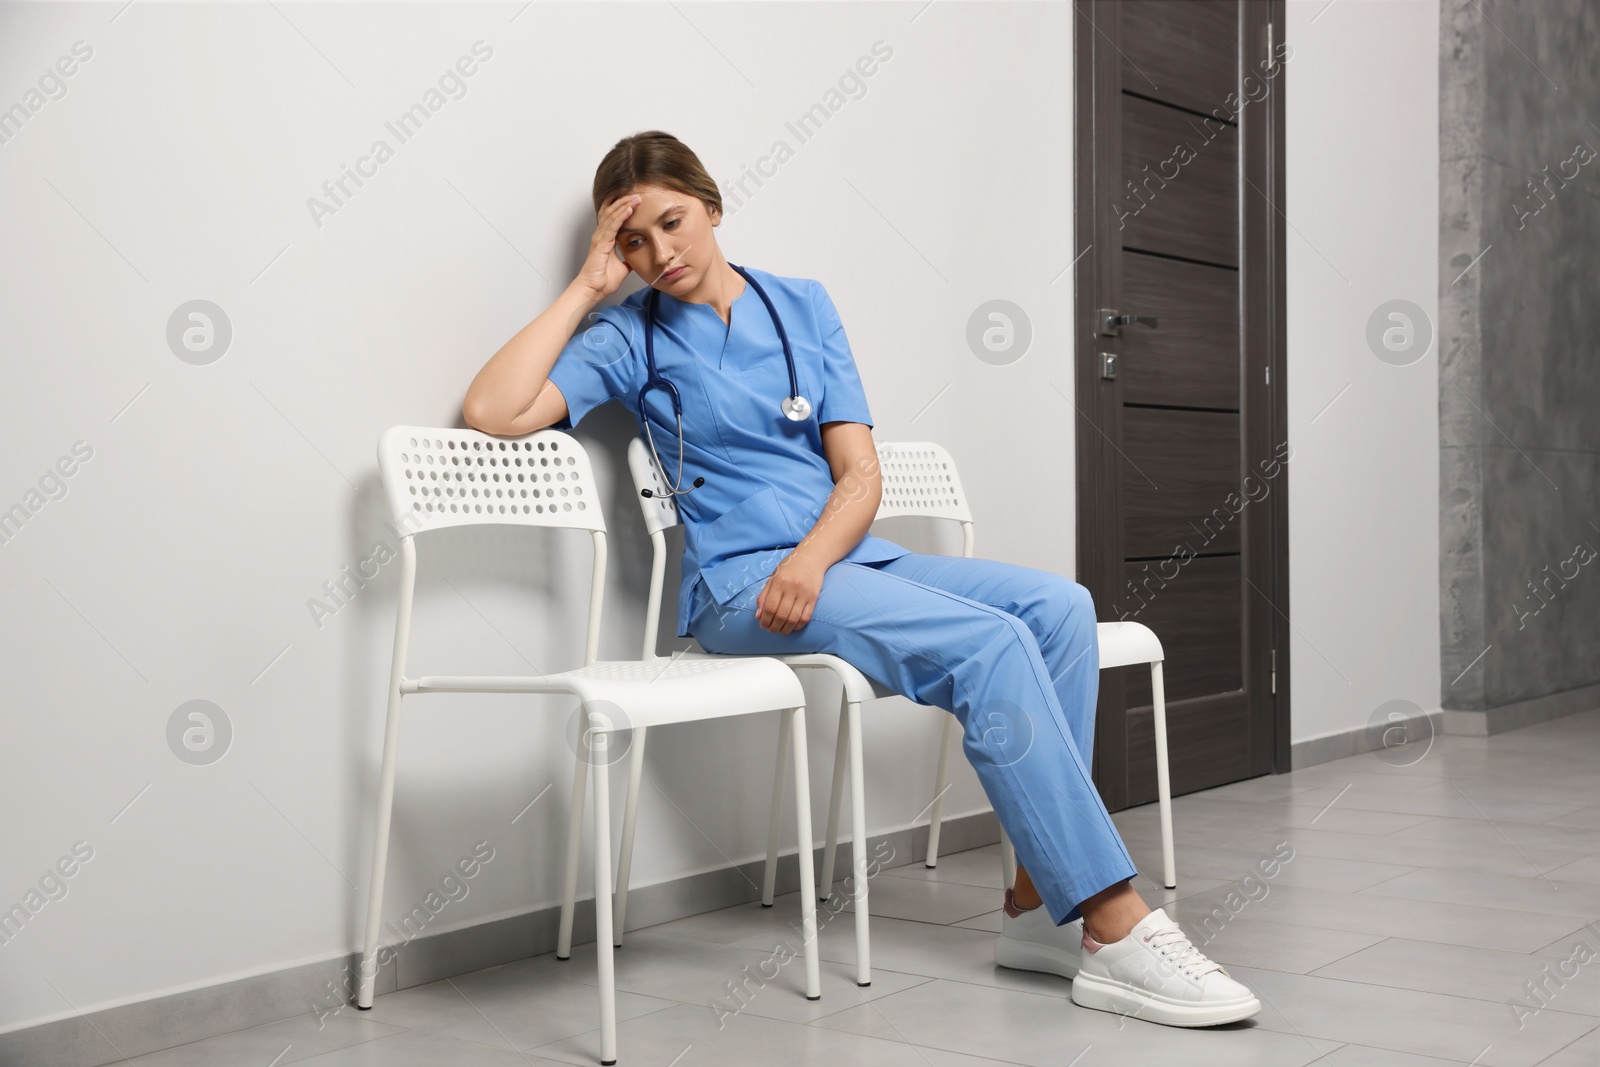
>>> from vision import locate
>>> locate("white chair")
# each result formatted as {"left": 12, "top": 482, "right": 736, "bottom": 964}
{"left": 926, "top": 622, "right": 1178, "bottom": 890}
{"left": 356, "top": 426, "right": 822, "bottom": 1067}
{"left": 624, "top": 437, "right": 886, "bottom": 989}
{"left": 897, "top": 446, "right": 1179, "bottom": 892}
{"left": 627, "top": 438, "right": 1179, "bottom": 983}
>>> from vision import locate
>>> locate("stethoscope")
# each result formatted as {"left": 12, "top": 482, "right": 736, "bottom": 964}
{"left": 638, "top": 262, "right": 811, "bottom": 500}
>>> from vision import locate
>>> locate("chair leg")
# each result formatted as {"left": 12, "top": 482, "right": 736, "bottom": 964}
{"left": 926, "top": 714, "right": 957, "bottom": 867}
{"left": 356, "top": 686, "right": 405, "bottom": 1008}
{"left": 590, "top": 722, "right": 618, "bottom": 1066}
{"left": 557, "top": 747, "right": 589, "bottom": 959}
{"left": 787, "top": 706, "right": 822, "bottom": 1000}
{"left": 1151, "top": 661, "right": 1176, "bottom": 889}
{"left": 998, "top": 830, "right": 1017, "bottom": 890}
{"left": 761, "top": 714, "right": 790, "bottom": 907}
{"left": 844, "top": 698, "right": 871, "bottom": 986}
{"left": 613, "top": 725, "right": 649, "bottom": 947}
{"left": 819, "top": 693, "right": 850, "bottom": 902}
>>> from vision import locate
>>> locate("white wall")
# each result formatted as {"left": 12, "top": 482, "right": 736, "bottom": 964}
{"left": 1283, "top": 0, "right": 1442, "bottom": 746}
{"left": 0, "top": 0, "right": 1074, "bottom": 1033}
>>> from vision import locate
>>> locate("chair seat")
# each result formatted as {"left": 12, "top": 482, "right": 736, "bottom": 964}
{"left": 411, "top": 655, "right": 805, "bottom": 729}
{"left": 771, "top": 652, "right": 897, "bottom": 704}
{"left": 1095, "top": 620, "right": 1165, "bottom": 670}
{"left": 672, "top": 648, "right": 896, "bottom": 705}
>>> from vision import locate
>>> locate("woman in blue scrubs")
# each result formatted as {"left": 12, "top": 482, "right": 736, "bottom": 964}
{"left": 463, "top": 131, "right": 1259, "bottom": 1028}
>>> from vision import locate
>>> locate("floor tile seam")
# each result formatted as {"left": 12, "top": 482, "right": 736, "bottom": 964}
{"left": 536, "top": 962, "right": 830, "bottom": 1004}
{"left": 790, "top": 974, "right": 940, "bottom": 1026}
{"left": 1128, "top": 869, "right": 1229, "bottom": 902}
{"left": 1383, "top": 769, "right": 1600, "bottom": 787}
{"left": 1529, "top": 1026, "right": 1600, "bottom": 1066}
{"left": 1144, "top": 867, "right": 1405, "bottom": 893}
{"left": 1297, "top": 961, "right": 1600, "bottom": 1024}
{"left": 1219, "top": 881, "right": 1600, "bottom": 927}
{"left": 517, "top": 999, "right": 685, "bottom": 1059}
{"left": 350, "top": 1018, "right": 593, "bottom": 1061}
{"left": 1249, "top": 843, "right": 1593, "bottom": 880}
{"left": 905, "top": 1043, "right": 1038, "bottom": 1067}
{"left": 803, "top": 1008, "right": 1047, "bottom": 1067}
{"left": 1158, "top": 794, "right": 1424, "bottom": 811}
{"left": 1384, "top": 811, "right": 1600, "bottom": 837}
{"left": 1350, "top": 882, "right": 1600, "bottom": 921}
{"left": 1262, "top": 835, "right": 1595, "bottom": 865}
{"left": 1132, "top": 844, "right": 1420, "bottom": 870}
{"left": 826, "top": 911, "right": 1000, "bottom": 936}
{"left": 1283, "top": 773, "right": 1449, "bottom": 791}
{"left": 1174, "top": 910, "right": 1389, "bottom": 941}
{"left": 1170, "top": 901, "right": 1595, "bottom": 956}
{"left": 127, "top": 1018, "right": 405, "bottom": 1067}
{"left": 1229, "top": 960, "right": 1600, "bottom": 1021}
{"left": 1340, "top": 866, "right": 1428, "bottom": 896}
{"left": 305, "top": 1028, "right": 412, "bottom": 1058}
{"left": 515, "top": 993, "right": 694, "bottom": 1051}
{"left": 847, "top": 971, "right": 1076, "bottom": 1007}
{"left": 424, "top": 968, "right": 699, "bottom": 1016}
{"left": 876, "top": 869, "right": 1001, "bottom": 892}
{"left": 1230, "top": 981, "right": 1358, "bottom": 1060}
{"left": 1205, "top": 795, "right": 1600, "bottom": 822}
{"left": 1244, "top": 938, "right": 1394, "bottom": 978}
{"left": 1226, "top": 973, "right": 1546, "bottom": 1057}
{"left": 1122, "top": 819, "right": 1425, "bottom": 844}
{"left": 454, "top": 963, "right": 631, "bottom": 996}
{"left": 532, "top": 992, "right": 1017, "bottom": 1059}
{"left": 1377, "top": 922, "right": 1600, "bottom": 959}
{"left": 608, "top": 925, "right": 834, "bottom": 955}
{"left": 1297, "top": 933, "right": 1590, "bottom": 978}
{"left": 1533, "top": 917, "right": 1600, "bottom": 952}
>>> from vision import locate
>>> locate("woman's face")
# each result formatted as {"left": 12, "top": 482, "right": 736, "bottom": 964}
{"left": 608, "top": 182, "right": 721, "bottom": 294}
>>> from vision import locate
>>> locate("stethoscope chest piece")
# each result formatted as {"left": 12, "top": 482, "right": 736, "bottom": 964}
{"left": 782, "top": 394, "right": 811, "bottom": 421}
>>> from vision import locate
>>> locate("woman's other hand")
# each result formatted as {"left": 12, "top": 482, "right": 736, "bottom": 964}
{"left": 575, "top": 193, "right": 640, "bottom": 300}
{"left": 755, "top": 550, "right": 828, "bottom": 634}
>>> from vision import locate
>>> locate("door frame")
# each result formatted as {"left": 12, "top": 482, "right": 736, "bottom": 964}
{"left": 1072, "top": 0, "right": 1292, "bottom": 807}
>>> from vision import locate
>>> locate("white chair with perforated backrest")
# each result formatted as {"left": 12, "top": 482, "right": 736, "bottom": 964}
{"left": 621, "top": 438, "right": 992, "bottom": 985}
{"left": 928, "top": 623, "right": 1177, "bottom": 891}
{"left": 844, "top": 447, "right": 1182, "bottom": 894}
{"left": 358, "top": 426, "right": 823, "bottom": 1067}
{"left": 621, "top": 436, "right": 881, "bottom": 989}
{"left": 622, "top": 437, "right": 1180, "bottom": 984}
{"left": 902, "top": 453, "right": 1180, "bottom": 892}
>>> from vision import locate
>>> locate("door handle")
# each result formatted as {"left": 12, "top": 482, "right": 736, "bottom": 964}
{"left": 1097, "top": 308, "right": 1160, "bottom": 337}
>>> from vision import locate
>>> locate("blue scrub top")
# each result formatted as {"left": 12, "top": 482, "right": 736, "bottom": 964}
{"left": 547, "top": 265, "right": 910, "bottom": 638}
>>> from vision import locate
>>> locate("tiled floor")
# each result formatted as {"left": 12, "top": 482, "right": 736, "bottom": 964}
{"left": 122, "top": 712, "right": 1600, "bottom": 1066}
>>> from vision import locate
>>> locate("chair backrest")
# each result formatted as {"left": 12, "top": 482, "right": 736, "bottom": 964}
{"left": 377, "top": 425, "right": 609, "bottom": 665}
{"left": 377, "top": 425, "right": 606, "bottom": 534}
{"left": 874, "top": 441, "right": 974, "bottom": 524}
{"left": 628, "top": 434, "right": 681, "bottom": 538}
{"left": 625, "top": 436, "right": 975, "bottom": 656}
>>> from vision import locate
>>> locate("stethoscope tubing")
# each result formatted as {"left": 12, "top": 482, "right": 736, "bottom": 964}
{"left": 637, "top": 263, "right": 809, "bottom": 498}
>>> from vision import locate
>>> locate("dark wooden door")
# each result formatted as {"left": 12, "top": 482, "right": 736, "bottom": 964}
{"left": 1074, "top": 0, "right": 1290, "bottom": 811}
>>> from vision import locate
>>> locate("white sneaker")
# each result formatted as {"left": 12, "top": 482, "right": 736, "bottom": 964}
{"left": 1070, "top": 907, "right": 1261, "bottom": 1027}
{"left": 993, "top": 887, "right": 1083, "bottom": 980}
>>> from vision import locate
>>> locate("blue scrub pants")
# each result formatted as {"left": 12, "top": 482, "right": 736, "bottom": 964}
{"left": 688, "top": 552, "right": 1140, "bottom": 925}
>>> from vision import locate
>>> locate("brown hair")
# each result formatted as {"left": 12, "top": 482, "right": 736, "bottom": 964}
{"left": 591, "top": 130, "right": 723, "bottom": 222}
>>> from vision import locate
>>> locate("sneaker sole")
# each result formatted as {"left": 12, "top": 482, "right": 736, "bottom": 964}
{"left": 994, "top": 933, "right": 1081, "bottom": 981}
{"left": 1069, "top": 969, "right": 1261, "bottom": 1027}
